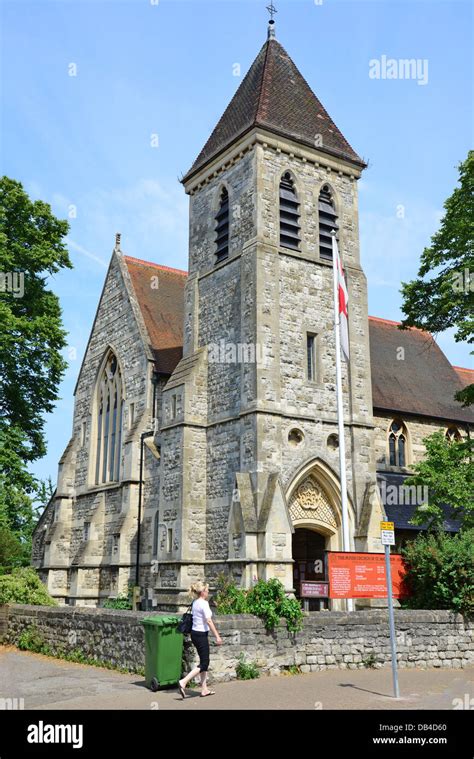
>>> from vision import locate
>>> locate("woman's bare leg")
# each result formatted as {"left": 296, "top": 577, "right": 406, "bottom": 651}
{"left": 200, "top": 671, "right": 208, "bottom": 692}
{"left": 179, "top": 666, "right": 200, "bottom": 689}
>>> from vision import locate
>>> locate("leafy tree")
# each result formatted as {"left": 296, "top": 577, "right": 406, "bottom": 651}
{"left": 400, "top": 151, "right": 473, "bottom": 406}
{"left": 0, "top": 526, "right": 26, "bottom": 571}
{"left": 404, "top": 431, "right": 473, "bottom": 531}
{"left": 0, "top": 177, "right": 70, "bottom": 560}
{"left": 400, "top": 529, "right": 474, "bottom": 616}
{"left": 0, "top": 176, "right": 72, "bottom": 462}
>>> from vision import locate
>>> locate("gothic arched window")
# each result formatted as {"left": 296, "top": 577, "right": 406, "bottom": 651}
{"left": 318, "top": 184, "right": 338, "bottom": 261}
{"left": 95, "top": 351, "right": 124, "bottom": 484}
{"left": 215, "top": 187, "right": 229, "bottom": 262}
{"left": 446, "top": 426, "right": 461, "bottom": 442}
{"left": 388, "top": 420, "right": 408, "bottom": 467}
{"left": 279, "top": 172, "right": 301, "bottom": 250}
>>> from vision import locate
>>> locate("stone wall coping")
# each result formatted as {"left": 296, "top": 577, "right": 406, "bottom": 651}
{"left": 3, "top": 605, "right": 170, "bottom": 623}
{"left": 3, "top": 604, "right": 470, "bottom": 628}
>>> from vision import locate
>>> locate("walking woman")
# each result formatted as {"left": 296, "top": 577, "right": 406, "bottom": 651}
{"left": 178, "top": 581, "right": 222, "bottom": 698}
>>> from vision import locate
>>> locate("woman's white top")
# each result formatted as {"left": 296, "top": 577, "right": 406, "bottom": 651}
{"left": 192, "top": 598, "right": 212, "bottom": 632}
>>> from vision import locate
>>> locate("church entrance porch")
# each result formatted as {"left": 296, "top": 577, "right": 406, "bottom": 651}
{"left": 286, "top": 459, "right": 357, "bottom": 612}
{"left": 292, "top": 528, "right": 329, "bottom": 610}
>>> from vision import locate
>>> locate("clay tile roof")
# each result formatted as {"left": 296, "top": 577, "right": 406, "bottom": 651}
{"left": 369, "top": 317, "right": 474, "bottom": 425}
{"left": 184, "top": 38, "right": 364, "bottom": 182}
{"left": 124, "top": 256, "right": 187, "bottom": 375}
{"left": 453, "top": 365, "right": 474, "bottom": 389}
{"left": 120, "top": 259, "right": 473, "bottom": 421}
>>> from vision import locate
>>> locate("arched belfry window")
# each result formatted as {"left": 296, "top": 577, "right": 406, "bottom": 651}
{"left": 215, "top": 187, "right": 229, "bottom": 262}
{"left": 388, "top": 420, "right": 408, "bottom": 467}
{"left": 318, "top": 185, "right": 338, "bottom": 261}
{"left": 279, "top": 173, "right": 301, "bottom": 250}
{"left": 95, "top": 351, "right": 124, "bottom": 484}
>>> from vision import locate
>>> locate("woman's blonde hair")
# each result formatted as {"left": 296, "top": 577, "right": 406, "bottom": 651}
{"left": 189, "top": 581, "right": 209, "bottom": 599}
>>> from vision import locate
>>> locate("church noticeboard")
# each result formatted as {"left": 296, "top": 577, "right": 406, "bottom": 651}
{"left": 327, "top": 551, "right": 408, "bottom": 599}
{"left": 300, "top": 582, "right": 329, "bottom": 598}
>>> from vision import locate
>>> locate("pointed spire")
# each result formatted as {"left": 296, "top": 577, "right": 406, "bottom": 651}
{"left": 183, "top": 36, "right": 364, "bottom": 182}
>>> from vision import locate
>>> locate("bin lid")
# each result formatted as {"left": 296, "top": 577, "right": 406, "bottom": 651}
{"left": 140, "top": 615, "right": 181, "bottom": 627}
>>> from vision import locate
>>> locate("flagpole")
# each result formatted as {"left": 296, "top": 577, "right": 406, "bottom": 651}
{"left": 331, "top": 231, "right": 353, "bottom": 613}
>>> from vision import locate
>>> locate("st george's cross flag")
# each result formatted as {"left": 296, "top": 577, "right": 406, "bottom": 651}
{"left": 332, "top": 235, "right": 350, "bottom": 361}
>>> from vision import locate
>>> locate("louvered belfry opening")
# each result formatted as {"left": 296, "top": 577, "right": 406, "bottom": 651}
{"left": 279, "top": 172, "right": 301, "bottom": 250}
{"left": 318, "top": 184, "right": 338, "bottom": 261}
{"left": 215, "top": 187, "right": 229, "bottom": 262}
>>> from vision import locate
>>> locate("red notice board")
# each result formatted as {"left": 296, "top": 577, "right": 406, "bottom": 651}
{"left": 327, "top": 551, "right": 409, "bottom": 599}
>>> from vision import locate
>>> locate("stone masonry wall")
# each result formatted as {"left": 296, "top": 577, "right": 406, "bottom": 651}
{"left": 3, "top": 605, "right": 473, "bottom": 683}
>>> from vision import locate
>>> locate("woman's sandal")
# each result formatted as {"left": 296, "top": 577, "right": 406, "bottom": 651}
{"left": 200, "top": 690, "right": 216, "bottom": 697}
{"left": 178, "top": 682, "right": 187, "bottom": 699}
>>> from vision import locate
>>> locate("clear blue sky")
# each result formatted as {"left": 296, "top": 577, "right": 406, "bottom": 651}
{"left": 2, "top": 0, "right": 473, "bottom": 485}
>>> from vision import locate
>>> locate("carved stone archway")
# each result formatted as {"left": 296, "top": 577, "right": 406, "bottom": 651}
{"left": 286, "top": 458, "right": 356, "bottom": 550}
{"left": 288, "top": 476, "right": 338, "bottom": 532}
{"left": 286, "top": 460, "right": 356, "bottom": 611}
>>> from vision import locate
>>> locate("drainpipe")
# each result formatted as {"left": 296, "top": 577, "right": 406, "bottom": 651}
{"left": 133, "top": 369, "right": 160, "bottom": 610}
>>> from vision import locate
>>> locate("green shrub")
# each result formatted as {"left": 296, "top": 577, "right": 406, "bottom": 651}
{"left": 18, "top": 624, "right": 51, "bottom": 654}
{"left": 282, "top": 664, "right": 302, "bottom": 675}
{"left": 103, "top": 586, "right": 133, "bottom": 610}
{"left": 235, "top": 653, "right": 260, "bottom": 680}
{"left": 246, "top": 578, "right": 303, "bottom": 633}
{"left": 0, "top": 567, "right": 57, "bottom": 606}
{"left": 362, "top": 653, "right": 377, "bottom": 669}
{"left": 400, "top": 529, "right": 474, "bottom": 616}
{"left": 214, "top": 573, "right": 248, "bottom": 614}
{"left": 215, "top": 575, "right": 304, "bottom": 633}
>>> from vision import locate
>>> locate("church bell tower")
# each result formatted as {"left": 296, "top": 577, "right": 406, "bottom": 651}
{"left": 158, "top": 16, "right": 382, "bottom": 607}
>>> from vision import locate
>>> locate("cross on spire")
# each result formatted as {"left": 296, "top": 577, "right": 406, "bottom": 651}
{"left": 266, "top": 2, "right": 277, "bottom": 21}
{"left": 266, "top": 2, "right": 277, "bottom": 39}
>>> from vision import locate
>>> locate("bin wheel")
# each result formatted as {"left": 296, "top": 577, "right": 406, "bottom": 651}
{"left": 150, "top": 677, "right": 159, "bottom": 692}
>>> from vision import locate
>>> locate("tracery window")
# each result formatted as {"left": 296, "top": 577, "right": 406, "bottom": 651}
{"left": 388, "top": 420, "right": 408, "bottom": 467}
{"left": 95, "top": 351, "right": 123, "bottom": 484}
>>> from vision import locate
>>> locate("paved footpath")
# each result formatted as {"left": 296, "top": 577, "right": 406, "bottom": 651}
{"left": 1, "top": 646, "right": 473, "bottom": 710}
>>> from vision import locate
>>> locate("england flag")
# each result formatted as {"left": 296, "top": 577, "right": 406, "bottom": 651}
{"left": 332, "top": 235, "right": 350, "bottom": 361}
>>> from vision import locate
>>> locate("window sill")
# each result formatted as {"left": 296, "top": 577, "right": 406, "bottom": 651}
{"left": 278, "top": 247, "right": 333, "bottom": 266}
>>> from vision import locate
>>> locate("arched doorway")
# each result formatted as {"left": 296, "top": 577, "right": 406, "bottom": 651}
{"left": 292, "top": 528, "right": 328, "bottom": 610}
{"left": 286, "top": 459, "right": 356, "bottom": 611}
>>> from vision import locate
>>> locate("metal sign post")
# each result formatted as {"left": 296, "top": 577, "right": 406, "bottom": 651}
{"left": 381, "top": 521, "right": 400, "bottom": 699}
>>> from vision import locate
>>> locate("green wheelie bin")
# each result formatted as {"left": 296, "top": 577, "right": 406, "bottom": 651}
{"left": 140, "top": 615, "right": 184, "bottom": 691}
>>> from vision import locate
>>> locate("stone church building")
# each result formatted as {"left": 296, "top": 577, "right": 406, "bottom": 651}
{"left": 32, "top": 25, "right": 473, "bottom": 610}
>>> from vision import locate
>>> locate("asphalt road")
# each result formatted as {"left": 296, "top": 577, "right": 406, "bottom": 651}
{"left": 1, "top": 646, "right": 473, "bottom": 710}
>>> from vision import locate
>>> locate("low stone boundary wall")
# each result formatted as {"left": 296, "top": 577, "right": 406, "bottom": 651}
{"left": 0, "top": 605, "right": 8, "bottom": 643}
{"left": 2, "top": 605, "right": 473, "bottom": 682}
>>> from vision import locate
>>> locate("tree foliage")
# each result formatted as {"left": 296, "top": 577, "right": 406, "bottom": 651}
{"left": 0, "top": 176, "right": 72, "bottom": 461}
{"left": 0, "top": 567, "right": 57, "bottom": 606}
{"left": 401, "top": 529, "right": 474, "bottom": 616}
{"left": 0, "top": 177, "right": 70, "bottom": 567}
{"left": 400, "top": 151, "right": 474, "bottom": 406}
{"left": 404, "top": 431, "right": 473, "bottom": 531}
